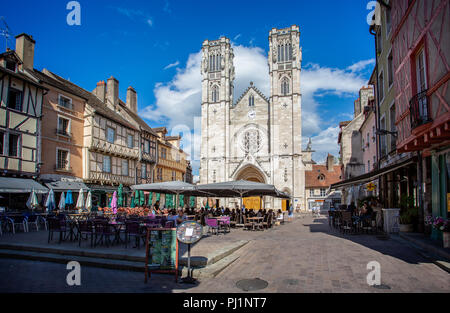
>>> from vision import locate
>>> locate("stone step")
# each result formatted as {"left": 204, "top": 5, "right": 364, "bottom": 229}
{"left": 0, "top": 243, "right": 145, "bottom": 263}
{"left": 0, "top": 243, "right": 245, "bottom": 280}
{"left": 0, "top": 239, "right": 249, "bottom": 267}
{"left": 0, "top": 248, "right": 145, "bottom": 272}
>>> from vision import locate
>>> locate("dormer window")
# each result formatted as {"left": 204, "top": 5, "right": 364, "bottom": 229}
{"left": 318, "top": 174, "right": 325, "bottom": 181}
{"left": 5, "top": 60, "right": 16, "bottom": 72}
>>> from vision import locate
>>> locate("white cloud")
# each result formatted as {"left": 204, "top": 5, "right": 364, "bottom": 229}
{"left": 163, "top": 61, "right": 180, "bottom": 70}
{"left": 111, "top": 7, "right": 153, "bottom": 27}
{"left": 303, "top": 126, "right": 340, "bottom": 164}
{"left": 347, "top": 59, "right": 375, "bottom": 73}
{"left": 139, "top": 44, "right": 372, "bottom": 173}
{"left": 234, "top": 34, "right": 241, "bottom": 41}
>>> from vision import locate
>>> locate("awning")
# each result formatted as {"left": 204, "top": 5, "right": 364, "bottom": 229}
{"left": 86, "top": 184, "right": 131, "bottom": 193}
{"left": 331, "top": 157, "right": 417, "bottom": 189}
{"left": 44, "top": 181, "right": 89, "bottom": 191}
{"left": 0, "top": 177, "right": 49, "bottom": 194}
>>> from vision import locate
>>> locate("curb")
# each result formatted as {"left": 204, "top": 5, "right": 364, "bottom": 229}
{"left": 391, "top": 234, "right": 450, "bottom": 274}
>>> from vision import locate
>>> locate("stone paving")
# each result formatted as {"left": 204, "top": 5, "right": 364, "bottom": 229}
{"left": 0, "top": 215, "right": 449, "bottom": 293}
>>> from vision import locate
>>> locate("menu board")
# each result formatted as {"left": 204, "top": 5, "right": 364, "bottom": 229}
{"left": 147, "top": 229, "right": 177, "bottom": 270}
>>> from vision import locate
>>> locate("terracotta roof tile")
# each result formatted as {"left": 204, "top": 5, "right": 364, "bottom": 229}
{"left": 305, "top": 164, "right": 342, "bottom": 188}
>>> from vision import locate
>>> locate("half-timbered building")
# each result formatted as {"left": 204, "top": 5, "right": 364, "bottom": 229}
{"left": 0, "top": 34, "right": 48, "bottom": 209}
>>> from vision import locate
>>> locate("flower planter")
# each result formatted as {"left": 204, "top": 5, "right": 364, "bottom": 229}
{"left": 443, "top": 232, "right": 450, "bottom": 249}
{"left": 399, "top": 224, "right": 413, "bottom": 232}
{"left": 431, "top": 228, "right": 443, "bottom": 241}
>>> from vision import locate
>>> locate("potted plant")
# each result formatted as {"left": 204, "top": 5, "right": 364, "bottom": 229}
{"left": 430, "top": 217, "right": 448, "bottom": 247}
{"left": 399, "top": 207, "right": 416, "bottom": 232}
{"left": 398, "top": 195, "right": 417, "bottom": 232}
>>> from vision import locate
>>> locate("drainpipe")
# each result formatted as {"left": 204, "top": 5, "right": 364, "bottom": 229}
{"left": 370, "top": 25, "right": 383, "bottom": 206}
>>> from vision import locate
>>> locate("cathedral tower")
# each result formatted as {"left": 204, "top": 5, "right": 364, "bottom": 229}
{"left": 199, "top": 37, "right": 235, "bottom": 184}
{"left": 268, "top": 25, "right": 305, "bottom": 209}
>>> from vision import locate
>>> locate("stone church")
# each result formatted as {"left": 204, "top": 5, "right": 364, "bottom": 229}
{"left": 199, "top": 26, "right": 305, "bottom": 211}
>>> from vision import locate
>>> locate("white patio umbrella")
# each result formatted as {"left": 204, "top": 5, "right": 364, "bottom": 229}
{"left": 45, "top": 189, "right": 56, "bottom": 213}
{"left": 26, "top": 189, "right": 39, "bottom": 211}
{"left": 85, "top": 190, "right": 92, "bottom": 212}
{"left": 58, "top": 191, "right": 66, "bottom": 211}
{"left": 75, "top": 188, "right": 85, "bottom": 213}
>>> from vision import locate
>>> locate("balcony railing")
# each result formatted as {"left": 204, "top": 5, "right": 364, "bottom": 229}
{"left": 56, "top": 128, "right": 72, "bottom": 137}
{"left": 410, "top": 90, "right": 432, "bottom": 129}
{"left": 55, "top": 165, "right": 73, "bottom": 172}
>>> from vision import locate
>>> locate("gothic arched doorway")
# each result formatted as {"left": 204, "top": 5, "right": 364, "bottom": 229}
{"left": 235, "top": 164, "right": 266, "bottom": 210}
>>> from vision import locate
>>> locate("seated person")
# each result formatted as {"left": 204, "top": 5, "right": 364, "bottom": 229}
{"left": 276, "top": 209, "right": 284, "bottom": 221}
{"left": 176, "top": 209, "right": 187, "bottom": 225}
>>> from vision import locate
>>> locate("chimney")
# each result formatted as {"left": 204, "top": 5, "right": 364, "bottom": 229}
{"left": 327, "top": 154, "right": 334, "bottom": 172}
{"left": 15, "top": 33, "right": 35, "bottom": 71}
{"left": 94, "top": 81, "right": 106, "bottom": 102}
{"left": 126, "top": 86, "right": 137, "bottom": 113}
{"left": 106, "top": 76, "right": 119, "bottom": 109}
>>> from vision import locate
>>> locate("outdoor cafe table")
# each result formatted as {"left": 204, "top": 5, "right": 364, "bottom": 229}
{"left": 247, "top": 217, "right": 264, "bottom": 231}
{"left": 109, "top": 221, "right": 125, "bottom": 245}
{"left": 185, "top": 215, "right": 196, "bottom": 220}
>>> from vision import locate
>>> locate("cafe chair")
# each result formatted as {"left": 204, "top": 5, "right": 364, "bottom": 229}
{"left": 263, "top": 214, "right": 273, "bottom": 229}
{"left": 78, "top": 220, "right": 94, "bottom": 247}
{"left": 220, "top": 216, "right": 231, "bottom": 233}
{"left": 125, "top": 221, "right": 142, "bottom": 249}
{"left": 47, "top": 217, "right": 67, "bottom": 243}
{"left": 205, "top": 217, "right": 219, "bottom": 235}
{"left": 94, "top": 221, "right": 114, "bottom": 247}
{"left": 12, "top": 216, "right": 28, "bottom": 234}
{"left": 340, "top": 211, "right": 354, "bottom": 234}
{"left": 243, "top": 215, "right": 254, "bottom": 231}
{"left": 26, "top": 215, "right": 40, "bottom": 232}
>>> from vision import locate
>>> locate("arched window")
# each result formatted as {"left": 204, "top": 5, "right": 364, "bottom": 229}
{"left": 277, "top": 42, "right": 293, "bottom": 63}
{"left": 211, "top": 85, "right": 219, "bottom": 102}
{"left": 281, "top": 77, "right": 290, "bottom": 96}
{"left": 249, "top": 94, "right": 255, "bottom": 107}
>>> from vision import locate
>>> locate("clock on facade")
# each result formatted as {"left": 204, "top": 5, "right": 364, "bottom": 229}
{"left": 248, "top": 110, "right": 256, "bottom": 119}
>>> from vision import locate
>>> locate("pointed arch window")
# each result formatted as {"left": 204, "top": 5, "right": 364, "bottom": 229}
{"left": 212, "top": 85, "right": 219, "bottom": 102}
{"left": 277, "top": 42, "right": 293, "bottom": 63}
{"left": 249, "top": 94, "right": 255, "bottom": 107}
{"left": 209, "top": 53, "right": 222, "bottom": 72}
{"left": 281, "top": 77, "right": 290, "bottom": 96}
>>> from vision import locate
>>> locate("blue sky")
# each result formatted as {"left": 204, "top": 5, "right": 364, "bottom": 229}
{"left": 1, "top": 0, "right": 376, "bottom": 179}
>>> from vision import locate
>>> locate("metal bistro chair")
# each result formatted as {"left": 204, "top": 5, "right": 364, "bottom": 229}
{"left": 205, "top": 217, "right": 220, "bottom": 235}
{"left": 26, "top": 215, "right": 40, "bottom": 232}
{"left": 78, "top": 220, "right": 94, "bottom": 247}
{"left": 262, "top": 214, "right": 273, "bottom": 229}
{"left": 340, "top": 211, "right": 354, "bottom": 234}
{"left": 243, "top": 215, "right": 254, "bottom": 231}
{"left": 125, "top": 221, "right": 143, "bottom": 249}
{"left": 94, "top": 220, "right": 114, "bottom": 247}
{"left": 219, "top": 216, "right": 231, "bottom": 233}
{"left": 47, "top": 217, "right": 67, "bottom": 243}
{"left": 11, "top": 215, "right": 28, "bottom": 234}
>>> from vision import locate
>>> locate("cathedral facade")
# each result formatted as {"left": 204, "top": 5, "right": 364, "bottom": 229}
{"left": 199, "top": 26, "right": 305, "bottom": 211}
